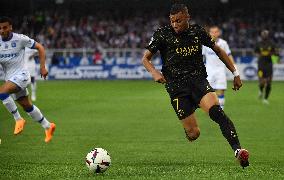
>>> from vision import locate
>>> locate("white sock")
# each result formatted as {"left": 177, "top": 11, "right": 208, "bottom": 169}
{"left": 218, "top": 95, "right": 225, "bottom": 110}
{"left": 26, "top": 105, "right": 50, "bottom": 129}
{"left": 2, "top": 96, "right": 22, "bottom": 121}
{"left": 31, "top": 82, "right": 36, "bottom": 98}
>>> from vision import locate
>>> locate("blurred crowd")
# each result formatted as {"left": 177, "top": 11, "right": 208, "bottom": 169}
{"left": 13, "top": 10, "right": 284, "bottom": 49}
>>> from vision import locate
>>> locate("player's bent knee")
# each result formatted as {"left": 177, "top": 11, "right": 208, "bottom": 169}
{"left": 184, "top": 127, "right": 200, "bottom": 142}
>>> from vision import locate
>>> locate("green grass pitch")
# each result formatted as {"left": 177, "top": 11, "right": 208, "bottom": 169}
{"left": 0, "top": 80, "right": 283, "bottom": 179}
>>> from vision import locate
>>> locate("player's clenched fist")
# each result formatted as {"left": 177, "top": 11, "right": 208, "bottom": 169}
{"left": 40, "top": 67, "right": 48, "bottom": 80}
{"left": 233, "top": 76, "right": 242, "bottom": 91}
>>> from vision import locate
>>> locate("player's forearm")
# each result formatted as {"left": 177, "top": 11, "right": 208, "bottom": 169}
{"left": 35, "top": 43, "right": 46, "bottom": 68}
{"left": 142, "top": 51, "right": 158, "bottom": 74}
{"left": 142, "top": 58, "right": 157, "bottom": 74}
{"left": 229, "top": 55, "right": 236, "bottom": 65}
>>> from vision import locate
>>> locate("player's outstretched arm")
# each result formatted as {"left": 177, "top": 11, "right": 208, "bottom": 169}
{"left": 212, "top": 44, "right": 242, "bottom": 91}
{"left": 34, "top": 42, "right": 48, "bottom": 79}
{"left": 142, "top": 50, "right": 166, "bottom": 84}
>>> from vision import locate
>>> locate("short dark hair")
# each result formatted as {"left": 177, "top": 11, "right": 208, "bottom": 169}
{"left": 0, "top": 16, "right": 12, "bottom": 25}
{"left": 170, "top": 3, "right": 188, "bottom": 15}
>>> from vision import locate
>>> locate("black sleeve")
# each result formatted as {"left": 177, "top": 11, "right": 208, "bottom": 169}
{"left": 145, "top": 29, "right": 163, "bottom": 54}
{"left": 199, "top": 26, "right": 215, "bottom": 48}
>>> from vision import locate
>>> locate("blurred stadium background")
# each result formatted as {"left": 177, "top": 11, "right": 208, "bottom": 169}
{"left": 0, "top": 0, "right": 283, "bottom": 80}
{"left": 0, "top": 0, "right": 284, "bottom": 179}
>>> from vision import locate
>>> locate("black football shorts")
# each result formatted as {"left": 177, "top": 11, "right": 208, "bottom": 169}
{"left": 168, "top": 78, "right": 214, "bottom": 120}
{"left": 258, "top": 62, "right": 273, "bottom": 78}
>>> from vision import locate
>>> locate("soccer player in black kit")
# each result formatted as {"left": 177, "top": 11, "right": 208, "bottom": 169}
{"left": 255, "top": 30, "right": 276, "bottom": 104}
{"left": 142, "top": 4, "right": 249, "bottom": 168}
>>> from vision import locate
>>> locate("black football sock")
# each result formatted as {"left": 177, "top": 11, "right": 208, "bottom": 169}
{"left": 209, "top": 105, "right": 241, "bottom": 152}
{"left": 265, "top": 84, "right": 271, "bottom": 99}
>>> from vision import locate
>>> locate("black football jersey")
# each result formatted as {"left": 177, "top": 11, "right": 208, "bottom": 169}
{"left": 255, "top": 40, "right": 275, "bottom": 64}
{"left": 146, "top": 24, "right": 215, "bottom": 84}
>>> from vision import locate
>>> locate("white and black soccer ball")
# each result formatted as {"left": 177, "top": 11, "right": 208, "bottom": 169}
{"left": 85, "top": 148, "right": 111, "bottom": 173}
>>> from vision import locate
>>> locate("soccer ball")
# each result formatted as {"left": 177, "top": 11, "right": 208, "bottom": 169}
{"left": 85, "top": 148, "right": 111, "bottom": 173}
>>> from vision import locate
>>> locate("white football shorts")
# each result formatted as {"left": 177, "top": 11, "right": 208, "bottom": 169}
{"left": 8, "top": 70, "right": 31, "bottom": 100}
{"left": 207, "top": 68, "right": 227, "bottom": 90}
